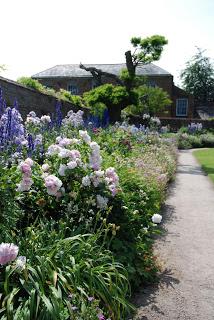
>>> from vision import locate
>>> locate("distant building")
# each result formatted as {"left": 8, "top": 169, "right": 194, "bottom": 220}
{"left": 32, "top": 63, "right": 194, "bottom": 119}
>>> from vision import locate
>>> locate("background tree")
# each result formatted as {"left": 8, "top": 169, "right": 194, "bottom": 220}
{"left": 180, "top": 48, "right": 214, "bottom": 104}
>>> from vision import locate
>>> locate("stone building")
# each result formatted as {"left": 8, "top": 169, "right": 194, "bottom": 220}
{"left": 32, "top": 63, "right": 194, "bottom": 118}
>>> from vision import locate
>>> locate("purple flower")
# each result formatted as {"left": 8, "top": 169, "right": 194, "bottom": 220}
{"left": 88, "top": 296, "right": 95, "bottom": 302}
{"left": 97, "top": 314, "right": 106, "bottom": 320}
{"left": 0, "top": 243, "right": 19, "bottom": 265}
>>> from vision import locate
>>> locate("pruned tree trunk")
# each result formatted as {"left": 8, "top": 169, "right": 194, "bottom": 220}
{"left": 79, "top": 63, "right": 124, "bottom": 87}
{"left": 125, "top": 51, "right": 136, "bottom": 77}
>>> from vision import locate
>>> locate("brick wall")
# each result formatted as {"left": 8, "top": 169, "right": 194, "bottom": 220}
{"left": 39, "top": 77, "right": 93, "bottom": 95}
{"left": 0, "top": 76, "right": 87, "bottom": 119}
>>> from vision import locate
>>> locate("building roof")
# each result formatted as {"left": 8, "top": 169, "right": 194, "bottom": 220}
{"left": 32, "top": 63, "right": 172, "bottom": 79}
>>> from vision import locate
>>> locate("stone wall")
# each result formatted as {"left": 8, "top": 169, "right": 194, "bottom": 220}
{"left": 0, "top": 76, "right": 85, "bottom": 119}
{"left": 129, "top": 114, "right": 214, "bottom": 131}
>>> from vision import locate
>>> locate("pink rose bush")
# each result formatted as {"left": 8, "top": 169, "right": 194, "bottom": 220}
{"left": 44, "top": 175, "right": 63, "bottom": 196}
{"left": 17, "top": 158, "right": 34, "bottom": 192}
{"left": 16, "top": 129, "right": 120, "bottom": 214}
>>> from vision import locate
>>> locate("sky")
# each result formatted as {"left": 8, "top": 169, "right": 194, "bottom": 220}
{"left": 0, "top": 0, "right": 214, "bottom": 85}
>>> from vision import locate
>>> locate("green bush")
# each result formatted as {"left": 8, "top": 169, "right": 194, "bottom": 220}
{"left": 83, "top": 84, "right": 130, "bottom": 110}
{"left": 18, "top": 77, "right": 47, "bottom": 93}
{"left": 59, "top": 89, "right": 84, "bottom": 108}
{"left": 177, "top": 132, "right": 214, "bottom": 149}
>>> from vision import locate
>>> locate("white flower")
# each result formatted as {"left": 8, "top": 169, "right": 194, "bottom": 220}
{"left": 151, "top": 214, "right": 162, "bottom": 224}
{"left": 42, "top": 163, "right": 50, "bottom": 172}
{"left": 82, "top": 175, "right": 91, "bottom": 187}
{"left": 94, "top": 170, "right": 104, "bottom": 178}
{"left": 47, "top": 144, "right": 62, "bottom": 156}
{"left": 67, "top": 160, "right": 77, "bottom": 169}
{"left": 24, "top": 158, "right": 34, "bottom": 167}
{"left": 79, "top": 130, "right": 91, "bottom": 144}
{"left": 96, "top": 195, "right": 108, "bottom": 210}
{"left": 58, "top": 148, "right": 71, "bottom": 158}
{"left": 90, "top": 142, "right": 100, "bottom": 151}
{"left": 58, "top": 164, "right": 67, "bottom": 176}
{"left": 44, "top": 175, "right": 63, "bottom": 196}
{"left": 41, "top": 115, "right": 51, "bottom": 123}
{"left": 15, "top": 256, "right": 26, "bottom": 270}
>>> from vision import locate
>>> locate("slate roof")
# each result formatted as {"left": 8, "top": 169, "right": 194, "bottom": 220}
{"left": 32, "top": 63, "right": 171, "bottom": 79}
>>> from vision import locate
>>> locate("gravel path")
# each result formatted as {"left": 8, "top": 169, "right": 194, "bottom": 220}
{"left": 133, "top": 149, "right": 214, "bottom": 320}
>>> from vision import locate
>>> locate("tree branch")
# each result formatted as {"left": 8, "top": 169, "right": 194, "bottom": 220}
{"left": 79, "top": 63, "right": 124, "bottom": 86}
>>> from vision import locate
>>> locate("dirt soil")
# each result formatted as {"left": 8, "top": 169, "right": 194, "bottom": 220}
{"left": 133, "top": 150, "right": 214, "bottom": 320}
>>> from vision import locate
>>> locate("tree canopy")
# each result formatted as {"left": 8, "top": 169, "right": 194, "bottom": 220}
{"left": 180, "top": 48, "right": 214, "bottom": 104}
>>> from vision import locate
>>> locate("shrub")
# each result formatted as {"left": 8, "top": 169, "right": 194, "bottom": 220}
{"left": 83, "top": 84, "right": 130, "bottom": 110}
{"left": 17, "top": 77, "right": 47, "bottom": 93}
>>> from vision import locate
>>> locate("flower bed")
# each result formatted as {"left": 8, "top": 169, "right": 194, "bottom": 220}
{"left": 0, "top": 104, "right": 177, "bottom": 319}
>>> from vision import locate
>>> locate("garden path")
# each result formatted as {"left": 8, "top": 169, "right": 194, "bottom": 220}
{"left": 134, "top": 149, "right": 214, "bottom": 320}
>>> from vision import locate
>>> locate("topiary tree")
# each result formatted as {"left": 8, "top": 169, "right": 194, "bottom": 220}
{"left": 180, "top": 48, "right": 214, "bottom": 104}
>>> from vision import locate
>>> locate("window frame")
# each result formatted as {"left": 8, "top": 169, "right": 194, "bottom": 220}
{"left": 67, "top": 83, "right": 79, "bottom": 95}
{"left": 176, "top": 98, "right": 188, "bottom": 117}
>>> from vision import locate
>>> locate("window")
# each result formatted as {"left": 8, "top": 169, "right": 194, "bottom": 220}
{"left": 176, "top": 98, "right": 188, "bottom": 116}
{"left": 91, "top": 80, "right": 97, "bottom": 89}
{"left": 67, "top": 84, "right": 79, "bottom": 95}
{"left": 148, "top": 80, "right": 157, "bottom": 88}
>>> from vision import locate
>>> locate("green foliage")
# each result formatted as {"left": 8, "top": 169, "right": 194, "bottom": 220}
{"left": 83, "top": 84, "right": 130, "bottom": 110}
{"left": 125, "top": 85, "right": 171, "bottom": 116}
{"left": 0, "top": 230, "right": 132, "bottom": 319}
{"left": 59, "top": 89, "right": 84, "bottom": 108}
{"left": 180, "top": 48, "right": 214, "bottom": 103}
{"left": 130, "top": 35, "right": 168, "bottom": 65}
{"left": 18, "top": 77, "right": 47, "bottom": 92}
{"left": 177, "top": 132, "right": 214, "bottom": 149}
{"left": 120, "top": 69, "right": 146, "bottom": 89}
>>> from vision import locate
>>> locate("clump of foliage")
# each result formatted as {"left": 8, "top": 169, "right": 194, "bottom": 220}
{"left": 125, "top": 85, "right": 171, "bottom": 116}
{"left": 83, "top": 84, "right": 130, "bottom": 110}
{"left": 177, "top": 130, "right": 214, "bottom": 149}
{"left": 18, "top": 77, "right": 47, "bottom": 93}
{"left": 180, "top": 48, "right": 214, "bottom": 104}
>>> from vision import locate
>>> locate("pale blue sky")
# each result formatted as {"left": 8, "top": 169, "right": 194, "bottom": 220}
{"left": 0, "top": 0, "right": 214, "bottom": 84}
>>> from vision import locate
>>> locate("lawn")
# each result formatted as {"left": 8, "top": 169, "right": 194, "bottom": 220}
{"left": 193, "top": 148, "right": 214, "bottom": 183}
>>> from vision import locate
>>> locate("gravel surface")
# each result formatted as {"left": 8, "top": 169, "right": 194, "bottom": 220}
{"left": 133, "top": 150, "right": 214, "bottom": 320}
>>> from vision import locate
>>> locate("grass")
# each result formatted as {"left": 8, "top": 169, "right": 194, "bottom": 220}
{"left": 193, "top": 148, "right": 214, "bottom": 183}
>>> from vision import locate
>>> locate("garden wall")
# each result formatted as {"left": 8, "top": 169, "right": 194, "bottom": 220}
{"left": 0, "top": 76, "right": 88, "bottom": 118}
{"left": 159, "top": 117, "right": 214, "bottom": 131}
{"left": 129, "top": 115, "right": 214, "bottom": 131}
